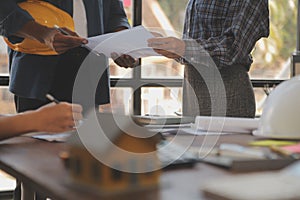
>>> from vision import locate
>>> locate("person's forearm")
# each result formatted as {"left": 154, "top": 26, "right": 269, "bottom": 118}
{"left": 14, "top": 20, "right": 55, "bottom": 44}
{"left": 0, "top": 112, "right": 38, "bottom": 141}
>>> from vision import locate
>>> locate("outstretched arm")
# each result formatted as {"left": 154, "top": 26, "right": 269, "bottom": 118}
{"left": 15, "top": 21, "right": 88, "bottom": 54}
{"left": 0, "top": 102, "right": 83, "bottom": 141}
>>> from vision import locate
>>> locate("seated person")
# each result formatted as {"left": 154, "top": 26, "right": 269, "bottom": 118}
{"left": 0, "top": 102, "right": 82, "bottom": 140}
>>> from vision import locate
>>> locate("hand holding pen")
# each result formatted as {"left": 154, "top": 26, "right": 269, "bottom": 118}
{"left": 45, "top": 25, "right": 87, "bottom": 54}
{"left": 46, "top": 93, "right": 60, "bottom": 104}
{"left": 53, "top": 25, "right": 98, "bottom": 55}
{"left": 45, "top": 94, "right": 84, "bottom": 130}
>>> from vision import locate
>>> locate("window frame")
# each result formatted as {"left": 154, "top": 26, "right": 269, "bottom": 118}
{"left": 0, "top": 0, "right": 291, "bottom": 115}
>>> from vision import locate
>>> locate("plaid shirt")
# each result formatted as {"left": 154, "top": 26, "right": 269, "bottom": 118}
{"left": 182, "top": 0, "right": 269, "bottom": 70}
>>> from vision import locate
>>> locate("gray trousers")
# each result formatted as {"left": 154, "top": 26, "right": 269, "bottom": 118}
{"left": 182, "top": 64, "right": 255, "bottom": 118}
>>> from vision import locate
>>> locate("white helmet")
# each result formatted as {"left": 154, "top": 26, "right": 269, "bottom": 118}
{"left": 253, "top": 75, "right": 300, "bottom": 139}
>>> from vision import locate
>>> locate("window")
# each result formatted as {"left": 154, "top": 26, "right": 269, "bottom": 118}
{"left": 99, "top": 87, "right": 132, "bottom": 114}
{"left": 0, "top": 87, "right": 15, "bottom": 114}
{"left": 129, "top": 0, "right": 296, "bottom": 116}
{"left": 0, "top": 0, "right": 298, "bottom": 116}
{"left": 0, "top": 39, "right": 14, "bottom": 114}
{"left": 141, "top": 87, "right": 182, "bottom": 115}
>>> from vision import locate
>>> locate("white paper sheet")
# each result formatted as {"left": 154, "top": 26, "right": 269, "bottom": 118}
{"left": 193, "top": 116, "right": 259, "bottom": 134}
{"left": 176, "top": 127, "right": 237, "bottom": 135}
{"left": 86, "top": 26, "right": 160, "bottom": 59}
{"left": 162, "top": 116, "right": 259, "bottom": 136}
{"left": 24, "top": 132, "right": 72, "bottom": 142}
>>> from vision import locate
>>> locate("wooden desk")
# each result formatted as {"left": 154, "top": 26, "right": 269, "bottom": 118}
{"left": 0, "top": 135, "right": 278, "bottom": 200}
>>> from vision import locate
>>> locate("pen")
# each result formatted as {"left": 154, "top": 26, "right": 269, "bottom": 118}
{"left": 46, "top": 93, "right": 60, "bottom": 104}
{"left": 46, "top": 93, "right": 86, "bottom": 128}
{"left": 53, "top": 25, "right": 70, "bottom": 35}
{"left": 53, "top": 25, "right": 100, "bottom": 56}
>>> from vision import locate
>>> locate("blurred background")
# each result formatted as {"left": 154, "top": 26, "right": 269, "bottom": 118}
{"left": 0, "top": 0, "right": 297, "bottom": 116}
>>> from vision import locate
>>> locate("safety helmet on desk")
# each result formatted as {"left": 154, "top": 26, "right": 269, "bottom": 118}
{"left": 4, "top": 0, "right": 74, "bottom": 55}
{"left": 253, "top": 76, "right": 300, "bottom": 139}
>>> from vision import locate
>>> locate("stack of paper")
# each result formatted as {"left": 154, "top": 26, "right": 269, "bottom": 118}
{"left": 193, "top": 116, "right": 259, "bottom": 134}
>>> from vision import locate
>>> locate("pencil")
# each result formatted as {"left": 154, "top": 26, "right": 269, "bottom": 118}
{"left": 46, "top": 93, "right": 60, "bottom": 104}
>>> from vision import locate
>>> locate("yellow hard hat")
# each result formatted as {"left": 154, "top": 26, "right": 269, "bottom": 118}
{"left": 4, "top": 0, "right": 74, "bottom": 55}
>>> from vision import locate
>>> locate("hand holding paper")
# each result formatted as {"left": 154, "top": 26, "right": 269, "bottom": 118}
{"left": 147, "top": 36, "right": 186, "bottom": 59}
{"left": 111, "top": 52, "right": 138, "bottom": 68}
{"left": 86, "top": 26, "right": 160, "bottom": 59}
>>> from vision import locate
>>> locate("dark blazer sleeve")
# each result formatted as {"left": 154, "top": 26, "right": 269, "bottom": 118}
{"left": 105, "top": 0, "right": 130, "bottom": 33}
{"left": 0, "top": 0, "right": 34, "bottom": 37}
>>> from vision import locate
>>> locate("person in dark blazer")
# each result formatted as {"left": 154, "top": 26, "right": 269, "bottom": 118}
{"left": 0, "top": 0, "right": 134, "bottom": 113}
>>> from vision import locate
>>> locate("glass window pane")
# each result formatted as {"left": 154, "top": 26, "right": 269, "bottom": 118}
{"left": 141, "top": 87, "right": 267, "bottom": 117}
{"left": 99, "top": 87, "right": 132, "bottom": 115}
{"left": 0, "top": 37, "right": 8, "bottom": 74}
{"left": 142, "top": 0, "right": 188, "bottom": 33}
{"left": 141, "top": 87, "right": 182, "bottom": 116}
{"left": 141, "top": 0, "right": 186, "bottom": 78}
{"left": 249, "top": 0, "right": 296, "bottom": 79}
{"left": 254, "top": 88, "right": 266, "bottom": 116}
{"left": 142, "top": 0, "right": 297, "bottom": 80}
{"left": 254, "top": 88, "right": 272, "bottom": 117}
{"left": 109, "top": 59, "right": 133, "bottom": 78}
{"left": 0, "top": 87, "right": 16, "bottom": 114}
{"left": 140, "top": 0, "right": 296, "bottom": 116}
{"left": 141, "top": 57, "right": 184, "bottom": 79}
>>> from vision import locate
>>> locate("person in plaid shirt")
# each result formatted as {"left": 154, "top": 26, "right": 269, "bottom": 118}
{"left": 148, "top": 0, "right": 269, "bottom": 118}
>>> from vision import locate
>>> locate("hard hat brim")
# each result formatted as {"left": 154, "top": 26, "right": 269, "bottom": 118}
{"left": 5, "top": 1, "right": 75, "bottom": 55}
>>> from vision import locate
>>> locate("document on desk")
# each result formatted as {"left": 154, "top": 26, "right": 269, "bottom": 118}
{"left": 175, "top": 116, "right": 259, "bottom": 136}
{"left": 24, "top": 132, "right": 72, "bottom": 142}
{"left": 86, "top": 26, "right": 160, "bottom": 59}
